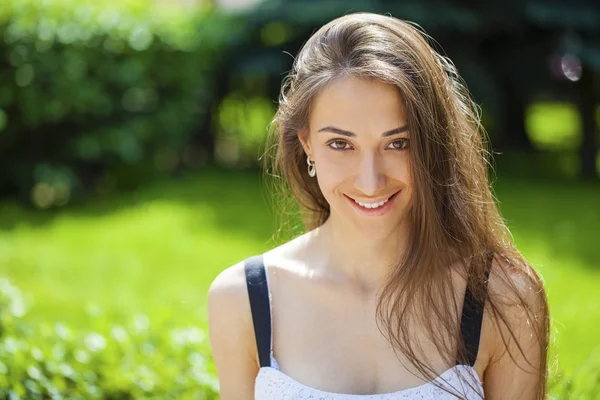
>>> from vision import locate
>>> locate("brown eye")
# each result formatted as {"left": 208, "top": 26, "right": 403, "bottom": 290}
{"left": 328, "top": 140, "right": 351, "bottom": 150}
{"left": 387, "top": 138, "right": 408, "bottom": 150}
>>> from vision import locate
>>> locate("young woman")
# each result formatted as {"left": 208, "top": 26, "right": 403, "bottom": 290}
{"left": 208, "top": 12, "right": 550, "bottom": 400}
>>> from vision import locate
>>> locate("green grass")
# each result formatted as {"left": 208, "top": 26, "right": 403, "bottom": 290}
{"left": 492, "top": 176, "right": 600, "bottom": 376}
{"left": 0, "top": 169, "right": 277, "bottom": 327}
{"left": 0, "top": 167, "right": 599, "bottom": 383}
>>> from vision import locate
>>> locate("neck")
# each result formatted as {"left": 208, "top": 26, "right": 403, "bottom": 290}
{"left": 308, "top": 213, "right": 411, "bottom": 292}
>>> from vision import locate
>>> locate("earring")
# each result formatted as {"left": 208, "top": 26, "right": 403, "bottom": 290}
{"left": 306, "top": 155, "right": 316, "bottom": 177}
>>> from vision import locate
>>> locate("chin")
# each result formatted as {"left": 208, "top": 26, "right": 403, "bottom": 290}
{"left": 335, "top": 208, "right": 404, "bottom": 237}
{"left": 354, "top": 216, "right": 404, "bottom": 237}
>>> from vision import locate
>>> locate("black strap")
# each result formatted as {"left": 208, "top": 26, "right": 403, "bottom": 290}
{"left": 458, "top": 252, "right": 494, "bottom": 366}
{"left": 245, "top": 252, "right": 491, "bottom": 368}
{"left": 244, "top": 255, "right": 272, "bottom": 368}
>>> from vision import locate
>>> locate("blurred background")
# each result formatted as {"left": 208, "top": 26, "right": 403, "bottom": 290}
{"left": 0, "top": 0, "right": 598, "bottom": 398}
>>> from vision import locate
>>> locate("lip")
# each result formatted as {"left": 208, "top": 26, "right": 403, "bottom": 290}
{"left": 344, "top": 190, "right": 401, "bottom": 217}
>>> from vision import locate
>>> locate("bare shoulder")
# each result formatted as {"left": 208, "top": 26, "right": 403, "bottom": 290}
{"left": 208, "top": 260, "right": 250, "bottom": 308}
{"left": 485, "top": 255, "right": 549, "bottom": 350}
{"left": 486, "top": 255, "right": 548, "bottom": 313}
{"left": 207, "top": 260, "right": 258, "bottom": 399}
{"left": 207, "top": 260, "right": 256, "bottom": 342}
{"left": 482, "top": 255, "right": 549, "bottom": 399}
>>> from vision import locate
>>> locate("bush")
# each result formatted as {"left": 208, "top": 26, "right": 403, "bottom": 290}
{"left": 0, "top": 278, "right": 219, "bottom": 399}
{"left": 0, "top": 0, "right": 240, "bottom": 206}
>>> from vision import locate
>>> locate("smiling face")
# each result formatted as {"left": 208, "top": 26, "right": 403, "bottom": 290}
{"left": 299, "top": 75, "right": 414, "bottom": 236}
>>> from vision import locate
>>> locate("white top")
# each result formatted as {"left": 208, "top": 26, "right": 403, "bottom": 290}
{"left": 253, "top": 267, "right": 485, "bottom": 399}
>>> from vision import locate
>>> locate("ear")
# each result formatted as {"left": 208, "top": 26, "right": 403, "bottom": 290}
{"left": 298, "top": 128, "right": 312, "bottom": 155}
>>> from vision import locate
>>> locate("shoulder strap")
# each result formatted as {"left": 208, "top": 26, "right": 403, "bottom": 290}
{"left": 458, "top": 252, "right": 494, "bottom": 366}
{"left": 244, "top": 255, "right": 272, "bottom": 368}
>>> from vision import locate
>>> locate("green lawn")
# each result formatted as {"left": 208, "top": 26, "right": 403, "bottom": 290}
{"left": 492, "top": 176, "right": 600, "bottom": 375}
{"left": 0, "top": 169, "right": 277, "bottom": 328}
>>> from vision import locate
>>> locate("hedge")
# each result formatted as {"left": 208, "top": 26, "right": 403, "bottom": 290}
{"left": 0, "top": 278, "right": 219, "bottom": 399}
{"left": 0, "top": 0, "right": 240, "bottom": 206}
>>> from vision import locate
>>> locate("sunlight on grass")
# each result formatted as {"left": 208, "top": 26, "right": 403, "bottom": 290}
{"left": 494, "top": 177, "right": 600, "bottom": 375}
{"left": 0, "top": 170, "right": 276, "bottom": 327}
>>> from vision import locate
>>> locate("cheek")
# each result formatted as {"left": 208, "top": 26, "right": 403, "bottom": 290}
{"left": 313, "top": 151, "right": 350, "bottom": 192}
{"left": 316, "top": 160, "right": 347, "bottom": 191}
{"left": 383, "top": 153, "right": 412, "bottom": 182}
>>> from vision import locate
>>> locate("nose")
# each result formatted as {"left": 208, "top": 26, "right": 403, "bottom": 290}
{"left": 354, "top": 152, "right": 386, "bottom": 196}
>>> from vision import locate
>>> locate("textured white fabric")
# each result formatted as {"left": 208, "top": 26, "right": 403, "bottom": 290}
{"left": 254, "top": 354, "right": 484, "bottom": 399}
{"left": 257, "top": 265, "right": 484, "bottom": 399}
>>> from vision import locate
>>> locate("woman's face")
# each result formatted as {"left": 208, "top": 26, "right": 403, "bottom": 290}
{"left": 299, "top": 75, "right": 413, "bottom": 236}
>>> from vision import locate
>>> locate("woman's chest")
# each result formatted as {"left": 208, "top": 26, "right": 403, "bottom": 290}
{"left": 269, "top": 279, "right": 459, "bottom": 394}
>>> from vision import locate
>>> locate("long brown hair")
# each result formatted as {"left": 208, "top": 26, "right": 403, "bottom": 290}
{"left": 263, "top": 12, "right": 550, "bottom": 399}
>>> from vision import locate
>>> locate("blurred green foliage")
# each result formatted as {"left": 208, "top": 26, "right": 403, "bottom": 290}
{"left": 0, "top": 0, "right": 239, "bottom": 207}
{"left": 216, "top": 94, "right": 276, "bottom": 167}
{"left": 0, "top": 278, "right": 218, "bottom": 399}
{"left": 526, "top": 103, "right": 600, "bottom": 151}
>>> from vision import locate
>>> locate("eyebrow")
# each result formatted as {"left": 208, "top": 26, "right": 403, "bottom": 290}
{"left": 317, "top": 125, "right": 409, "bottom": 137}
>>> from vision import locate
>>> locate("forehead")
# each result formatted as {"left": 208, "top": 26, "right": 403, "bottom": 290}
{"left": 309, "top": 76, "right": 406, "bottom": 131}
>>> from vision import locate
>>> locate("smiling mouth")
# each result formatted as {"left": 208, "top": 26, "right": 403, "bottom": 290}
{"left": 345, "top": 191, "right": 400, "bottom": 210}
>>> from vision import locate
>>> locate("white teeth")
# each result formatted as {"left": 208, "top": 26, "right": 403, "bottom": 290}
{"left": 354, "top": 198, "right": 388, "bottom": 209}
